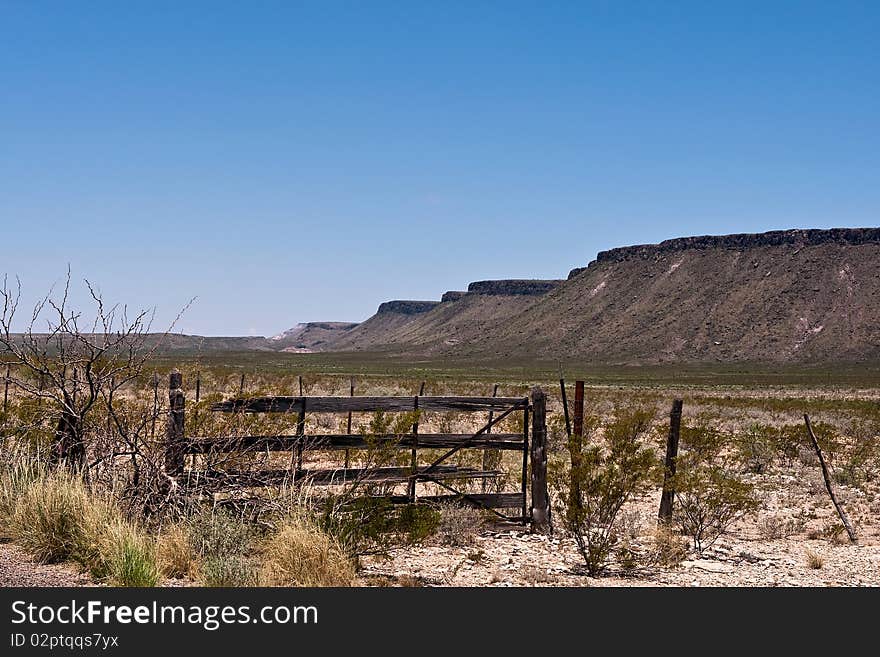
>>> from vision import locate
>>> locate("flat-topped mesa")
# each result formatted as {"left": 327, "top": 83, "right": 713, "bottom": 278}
{"left": 591, "top": 227, "right": 880, "bottom": 265}
{"left": 301, "top": 322, "right": 358, "bottom": 330}
{"left": 441, "top": 291, "right": 467, "bottom": 303}
{"left": 466, "top": 279, "right": 563, "bottom": 297}
{"left": 376, "top": 300, "right": 439, "bottom": 315}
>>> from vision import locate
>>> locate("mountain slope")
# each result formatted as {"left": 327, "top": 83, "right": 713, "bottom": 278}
{"left": 270, "top": 322, "right": 358, "bottom": 352}
{"left": 438, "top": 228, "right": 880, "bottom": 364}
{"left": 326, "top": 281, "right": 563, "bottom": 353}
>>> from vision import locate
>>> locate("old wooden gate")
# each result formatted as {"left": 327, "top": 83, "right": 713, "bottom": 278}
{"left": 163, "top": 371, "right": 550, "bottom": 532}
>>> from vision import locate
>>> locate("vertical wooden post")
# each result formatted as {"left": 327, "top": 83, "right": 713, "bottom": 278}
{"left": 407, "top": 383, "right": 425, "bottom": 502}
{"left": 344, "top": 376, "right": 354, "bottom": 469}
{"left": 195, "top": 372, "right": 201, "bottom": 404}
{"left": 530, "top": 387, "right": 550, "bottom": 533}
{"left": 559, "top": 377, "right": 571, "bottom": 439}
{"left": 3, "top": 364, "right": 9, "bottom": 414}
{"left": 295, "top": 399, "right": 306, "bottom": 473}
{"left": 482, "top": 383, "right": 500, "bottom": 493}
{"left": 165, "top": 369, "right": 186, "bottom": 476}
{"left": 238, "top": 373, "right": 246, "bottom": 396}
{"left": 568, "top": 380, "right": 586, "bottom": 514}
{"left": 521, "top": 401, "right": 529, "bottom": 524}
{"left": 658, "top": 399, "right": 683, "bottom": 523}
{"left": 804, "top": 414, "right": 857, "bottom": 543}
{"left": 298, "top": 375, "right": 303, "bottom": 396}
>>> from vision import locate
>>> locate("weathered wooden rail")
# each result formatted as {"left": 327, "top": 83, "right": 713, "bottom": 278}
{"left": 163, "top": 371, "right": 550, "bottom": 531}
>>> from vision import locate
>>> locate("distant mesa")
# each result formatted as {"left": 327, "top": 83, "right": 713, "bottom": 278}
{"left": 466, "top": 279, "right": 563, "bottom": 296}
{"left": 258, "top": 226, "right": 880, "bottom": 365}
{"left": 441, "top": 291, "right": 467, "bottom": 303}
{"left": 376, "top": 300, "right": 440, "bottom": 315}
{"left": 592, "top": 228, "right": 880, "bottom": 265}
{"left": 271, "top": 322, "right": 357, "bottom": 341}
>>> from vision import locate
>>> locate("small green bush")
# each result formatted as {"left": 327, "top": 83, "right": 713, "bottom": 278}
{"left": 108, "top": 530, "right": 160, "bottom": 587}
{"left": 674, "top": 462, "right": 759, "bottom": 553}
{"left": 200, "top": 556, "right": 257, "bottom": 587}
{"left": 553, "top": 407, "right": 658, "bottom": 575}
{"left": 186, "top": 508, "right": 258, "bottom": 586}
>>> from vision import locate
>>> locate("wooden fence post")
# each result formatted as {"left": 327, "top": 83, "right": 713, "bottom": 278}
{"left": 530, "top": 386, "right": 550, "bottom": 533}
{"left": 658, "top": 399, "right": 683, "bottom": 523}
{"left": 568, "top": 381, "right": 585, "bottom": 514}
{"left": 407, "top": 382, "right": 425, "bottom": 502}
{"left": 559, "top": 376, "right": 571, "bottom": 438}
{"left": 804, "top": 414, "right": 857, "bottom": 543}
{"left": 165, "top": 369, "right": 186, "bottom": 476}
{"left": 481, "top": 383, "right": 500, "bottom": 493}
{"left": 344, "top": 376, "right": 354, "bottom": 469}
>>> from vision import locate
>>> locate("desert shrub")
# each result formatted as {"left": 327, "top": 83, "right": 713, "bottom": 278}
{"left": 676, "top": 420, "right": 727, "bottom": 463}
{"left": 832, "top": 419, "right": 880, "bottom": 489}
{"left": 436, "top": 505, "right": 483, "bottom": 547}
{"left": 757, "top": 513, "right": 805, "bottom": 540}
{"left": 187, "top": 507, "right": 254, "bottom": 559}
{"left": 186, "top": 508, "right": 258, "bottom": 586}
{"left": 553, "top": 407, "right": 658, "bottom": 575}
{"left": 614, "top": 541, "right": 640, "bottom": 572}
{"left": 322, "top": 498, "right": 440, "bottom": 557}
{"left": 736, "top": 424, "right": 775, "bottom": 474}
{"left": 674, "top": 462, "right": 759, "bottom": 553}
{"left": 772, "top": 424, "right": 805, "bottom": 468}
{"left": 646, "top": 526, "right": 689, "bottom": 568}
{"left": 259, "top": 514, "right": 355, "bottom": 587}
{"left": 547, "top": 413, "right": 570, "bottom": 453}
{"left": 199, "top": 556, "right": 257, "bottom": 587}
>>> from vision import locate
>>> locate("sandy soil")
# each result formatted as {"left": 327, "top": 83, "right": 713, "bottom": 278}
{"left": 0, "top": 542, "right": 93, "bottom": 587}
{"left": 360, "top": 474, "right": 880, "bottom": 587}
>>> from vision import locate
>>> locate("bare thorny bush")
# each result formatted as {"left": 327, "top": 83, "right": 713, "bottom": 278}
{"left": 1, "top": 270, "right": 191, "bottom": 520}
{"left": 671, "top": 419, "right": 760, "bottom": 553}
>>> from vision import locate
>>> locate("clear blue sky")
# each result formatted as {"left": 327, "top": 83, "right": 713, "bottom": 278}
{"left": 2, "top": 1, "right": 877, "bottom": 336}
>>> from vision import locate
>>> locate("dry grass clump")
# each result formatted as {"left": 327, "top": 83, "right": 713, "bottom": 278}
{"left": 98, "top": 520, "right": 160, "bottom": 587}
{"left": 520, "top": 564, "right": 557, "bottom": 585}
{"left": 259, "top": 514, "right": 356, "bottom": 587}
{"left": 2, "top": 461, "right": 158, "bottom": 586}
{"left": 805, "top": 549, "right": 824, "bottom": 569}
{"left": 157, "top": 523, "right": 194, "bottom": 579}
{"left": 647, "top": 526, "right": 690, "bottom": 568}
{"left": 436, "top": 504, "right": 484, "bottom": 547}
